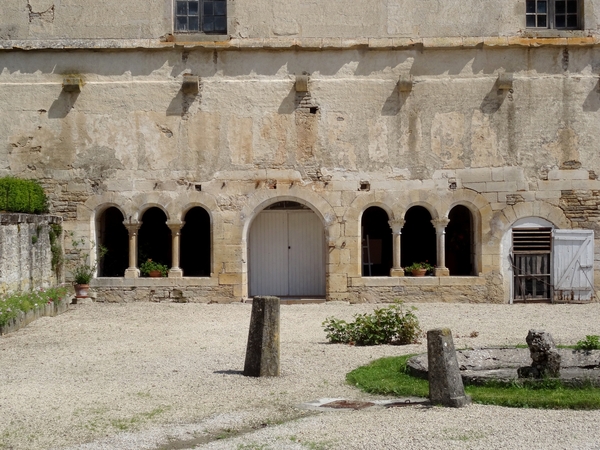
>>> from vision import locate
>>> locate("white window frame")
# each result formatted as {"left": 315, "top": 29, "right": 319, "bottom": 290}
{"left": 526, "top": 0, "right": 582, "bottom": 30}
{"left": 173, "top": 0, "right": 227, "bottom": 35}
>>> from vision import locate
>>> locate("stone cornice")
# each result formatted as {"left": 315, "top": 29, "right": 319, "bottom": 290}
{"left": 1, "top": 35, "right": 599, "bottom": 51}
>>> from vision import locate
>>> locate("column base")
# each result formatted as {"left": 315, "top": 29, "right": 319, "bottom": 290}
{"left": 124, "top": 268, "right": 140, "bottom": 278}
{"left": 168, "top": 268, "right": 183, "bottom": 278}
{"left": 434, "top": 267, "right": 450, "bottom": 277}
{"left": 390, "top": 268, "right": 405, "bottom": 277}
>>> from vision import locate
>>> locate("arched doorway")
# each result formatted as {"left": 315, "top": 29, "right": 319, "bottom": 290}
{"left": 446, "top": 205, "right": 474, "bottom": 275}
{"left": 97, "top": 207, "right": 128, "bottom": 277}
{"left": 401, "top": 206, "right": 436, "bottom": 269}
{"left": 138, "top": 207, "right": 171, "bottom": 271}
{"left": 181, "top": 207, "right": 211, "bottom": 276}
{"left": 361, "top": 206, "right": 392, "bottom": 276}
{"left": 249, "top": 201, "right": 325, "bottom": 297}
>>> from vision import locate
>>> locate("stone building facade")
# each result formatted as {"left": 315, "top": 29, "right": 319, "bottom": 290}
{"left": 1, "top": 0, "right": 599, "bottom": 303}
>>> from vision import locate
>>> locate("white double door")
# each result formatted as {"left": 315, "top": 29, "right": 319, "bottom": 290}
{"left": 249, "top": 210, "right": 325, "bottom": 297}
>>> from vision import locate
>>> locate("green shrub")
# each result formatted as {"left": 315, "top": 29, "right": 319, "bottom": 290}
{"left": 575, "top": 335, "right": 600, "bottom": 351}
{"left": 322, "top": 302, "right": 421, "bottom": 346}
{"left": 0, "top": 286, "right": 68, "bottom": 327}
{"left": 0, "top": 177, "right": 48, "bottom": 214}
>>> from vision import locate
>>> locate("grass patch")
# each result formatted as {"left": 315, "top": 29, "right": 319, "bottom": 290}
{"left": 347, "top": 355, "right": 600, "bottom": 410}
{"left": 0, "top": 286, "right": 68, "bottom": 327}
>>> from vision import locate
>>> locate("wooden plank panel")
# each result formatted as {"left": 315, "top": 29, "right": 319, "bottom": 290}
{"left": 288, "top": 211, "right": 325, "bottom": 296}
{"left": 249, "top": 212, "right": 289, "bottom": 297}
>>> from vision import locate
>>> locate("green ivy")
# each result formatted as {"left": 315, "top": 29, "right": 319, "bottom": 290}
{"left": 49, "top": 224, "right": 63, "bottom": 275}
{"left": 0, "top": 177, "right": 48, "bottom": 214}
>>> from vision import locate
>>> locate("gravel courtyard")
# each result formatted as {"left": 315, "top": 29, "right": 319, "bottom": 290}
{"left": 2, "top": 301, "right": 600, "bottom": 450}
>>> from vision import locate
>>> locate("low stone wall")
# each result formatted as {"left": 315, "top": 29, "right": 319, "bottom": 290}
{"left": 92, "top": 278, "right": 234, "bottom": 303}
{"left": 347, "top": 275, "right": 499, "bottom": 303}
{"left": 0, "top": 297, "right": 69, "bottom": 336}
{"left": 0, "top": 213, "right": 62, "bottom": 296}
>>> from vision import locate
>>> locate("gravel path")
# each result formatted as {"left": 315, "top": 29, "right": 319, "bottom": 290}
{"left": 2, "top": 301, "right": 600, "bottom": 450}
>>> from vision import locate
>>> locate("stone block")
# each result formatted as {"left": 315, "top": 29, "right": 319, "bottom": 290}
{"left": 456, "top": 168, "right": 492, "bottom": 183}
{"left": 548, "top": 169, "right": 589, "bottom": 180}
{"left": 427, "top": 328, "right": 470, "bottom": 407}
{"left": 243, "top": 296, "right": 280, "bottom": 377}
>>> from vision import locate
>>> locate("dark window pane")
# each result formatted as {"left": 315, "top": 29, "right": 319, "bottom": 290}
{"left": 215, "top": 1, "right": 226, "bottom": 16}
{"left": 176, "top": 16, "right": 188, "bottom": 31}
{"left": 189, "top": 1, "right": 199, "bottom": 15}
{"left": 538, "top": 1, "right": 547, "bottom": 13}
{"left": 538, "top": 15, "right": 547, "bottom": 26}
{"left": 567, "top": 14, "right": 578, "bottom": 27}
{"left": 204, "top": 2, "right": 214, "bottom": 15}
{"left": 526, "top": 15, "right": 536, "bottom": 27}
{"left": 203, "top": 16, "right": 214, "bottom": 32}
{"left": 189, "top": 16, "right": 199, "bottom": 31}
{"left": 555, "top": 15, "right": 566, "bottom": 27}
{"left": 567, "top": 0, "right": 578, "bottom": 13}
{"left": 214, "top": 16, "right": 226, "bottom": 31}
{"left": 526, "top": 0, "right": 536, "bottom": 13}
{"left": 177, "top": 1, "right": 187, "bottom": 15}
{"left": 556, "top": 1, "right": 565, "bottom": 14}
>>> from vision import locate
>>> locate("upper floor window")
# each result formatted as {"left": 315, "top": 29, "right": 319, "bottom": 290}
{"left": 526, "top": 0, "right": 581, "bottom": 29}
{"left": 175, "top": 1, "right": 226, "bottom": 34}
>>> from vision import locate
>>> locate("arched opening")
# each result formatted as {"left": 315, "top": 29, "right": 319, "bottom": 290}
{"left": 401, "top": 206, "right": 436, "bottom": 270}
{"left": 138, "top": 207, "right": 171, "bottom": 273}
{"left": 97, "top": 207, "right": 128, "bottom": 277}
{"left": 181, "top": 207, "right": 211, "bottom": 276}
{"left": 249, "top": 201, "right": 325, "bottom": 297}
{"left": 361, "top": 206, "right": 392, "bottom": 276}
{"left": 446, "top": 205, "right": 474, "bottom": 275}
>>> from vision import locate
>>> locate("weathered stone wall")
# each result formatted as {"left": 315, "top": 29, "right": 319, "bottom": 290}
{"left": 1, "top": 0, "right": 600, "bottom": 41}
{"left": 0, "top": 213, "right": 62, "bottom": 295}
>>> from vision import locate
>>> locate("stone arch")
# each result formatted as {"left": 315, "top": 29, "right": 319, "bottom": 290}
{"left": 96, "top": 206, "right": 129, "bottom": 277}
{"left": 401, "top": 205, "right": 437, "bottom": 269}
{"left": 181, "top": 206, "right": 212, "bottom": 277}
{"left": 360, "top": 206, "right": 393, "bottom": 277}
{"left": 243, "top": 189, "right": 333, "bottom": 298}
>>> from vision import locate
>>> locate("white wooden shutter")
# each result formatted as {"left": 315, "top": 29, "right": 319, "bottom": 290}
{"left": 552, "top": 229, "right": 594, "bottom": 302}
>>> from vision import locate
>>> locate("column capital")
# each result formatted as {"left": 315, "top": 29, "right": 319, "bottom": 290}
{"left": 388, "top": 219, "right": 406, "bottom": 234}
{"left": 431, "top": 218, "right": 450, "bottom": 230}
{"left": 166, "top": 220, "right": 185, "bottom": 233}
{"left": 123, "top": 221, "right": 141, "bottom": 233}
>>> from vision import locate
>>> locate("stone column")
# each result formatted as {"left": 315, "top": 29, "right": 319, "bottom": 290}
{"left": 243, "top": 296, "right": 280, "bottom": 377}
{"left": 427, "top": 328, "right": 470, "bottom": 407}
{"left": 388, "top": 219, "right": 406, "bottom": 277}
{"left": 167, "top": 221, "right": 184, "bottom": 278}
{"left": 431, "top": 218, "right": 450, "bottom": 276}
{"left": 124, "top": 222, "right": 141, "bottom": 278}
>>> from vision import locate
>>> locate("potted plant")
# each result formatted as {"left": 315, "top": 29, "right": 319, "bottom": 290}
{"left": 405, "top": 261, "right": 434, "bottom": 277}
{"left": 70, "top": 237, "right": 107, "bottom": 298}
{"left": 140, "top": 259, "right": 169, "bottom": 277}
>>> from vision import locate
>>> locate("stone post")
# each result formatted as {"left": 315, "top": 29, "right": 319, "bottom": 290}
{"left": 388, "top": 219, "right": 405, "bottom": 277}
{"left": 124, "top": 222, "right": 141, "bottom": 278}
{"left": 427, "top": 328, "right": 470, "bottom": 407}
{"left": 167, "top": 221, "right": 184, "bottom": 278}
{"left": 243, "top": 296, "right": 280, "bottom": 377}
{"left": 431, "top": 218, "right": 450, "bottom": 276}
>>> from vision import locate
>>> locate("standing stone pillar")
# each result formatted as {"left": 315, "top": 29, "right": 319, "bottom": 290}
{"left": 431, "top": 218, "right": 450, "bottom": 276}
{"left": 388, "top": 219, "right": 406, "bottom": 277}
{"left": 243, "top": 296, "right": 280, "bottom": 377}
{"left": 427, "top": 328, "right": 470, "bottom": 407}
{"left": 124, "top": 222, "right": 141, "bottom": 278}
{"left": 167, "top": 221, "right": 184, "bottom": 278}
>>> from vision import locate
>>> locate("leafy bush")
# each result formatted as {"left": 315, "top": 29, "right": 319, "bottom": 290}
{"left": 575, "top": 335, "right": 600, "bottom": 351}
{"left": 0, "top": 177, "right": 48, "bottom": 214}
{"left": 139, "top": 259, "right": 169, "bottom": 277}
{"left": 69, "top": 236, "right": 107, "bottom": 285}
{"left": 322, "top": 302, "right": 421, "bottom": 346}
{"left": 0, "top": 286, "right": 68, "bottom": 327}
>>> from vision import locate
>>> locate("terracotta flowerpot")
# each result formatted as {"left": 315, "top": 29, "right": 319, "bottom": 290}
{"left": 74, "top": 283, "right": 90, "bottom": 298}
{"left": 411, "top": 268, "right": 427, "bottom": 277}
{"left": 148, "top": 270, "right": 163, "bottom": 277}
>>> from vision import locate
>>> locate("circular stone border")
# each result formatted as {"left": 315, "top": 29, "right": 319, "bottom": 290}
{"left": 406, "top": 348, "right": 600, "bottom": 386}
